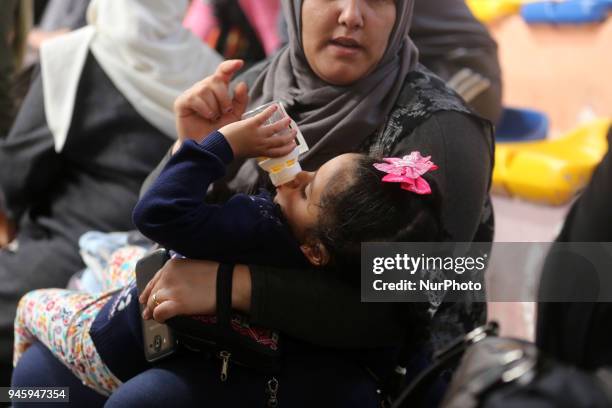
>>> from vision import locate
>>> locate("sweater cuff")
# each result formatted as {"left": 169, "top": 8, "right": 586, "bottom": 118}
{"left": 198, "top": 131, "right": 234, "bottom": 165}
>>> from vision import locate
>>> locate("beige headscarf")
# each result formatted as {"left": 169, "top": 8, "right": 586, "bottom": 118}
{"left": 248, "top": 0, "right": 419, "bottom": 169}
{"left": 41, "top": 0, "right": 223, "bottom": 152}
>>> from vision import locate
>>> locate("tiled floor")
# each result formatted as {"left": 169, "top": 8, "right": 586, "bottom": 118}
{"left": 492, "top": 196, "right": 571, "bottom": 242}
{"left": 489, "top": 197, "right": 571, "bottom": 340}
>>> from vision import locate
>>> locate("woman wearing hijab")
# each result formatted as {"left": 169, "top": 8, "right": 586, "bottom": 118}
{"left": 410, "top": 0, "right": 503, "bottom": 124}
{"left": 27, "top": 0, "right": 92, "bottom": 52}
{"left": 275, "top": 0, "right": 503, "bottom": 123}
{"left": 148, "top": 0, "right": 494, "bottom": 351}
{"left": 0, "top": 0, "right": 221, "bottom": 379}
{"left": 14, "top": 0, "right": 493, "bottom": 405}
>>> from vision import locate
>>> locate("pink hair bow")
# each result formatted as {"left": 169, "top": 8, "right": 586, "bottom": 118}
{"left": 373, "top": 152, "right": 438, "bottom": 194}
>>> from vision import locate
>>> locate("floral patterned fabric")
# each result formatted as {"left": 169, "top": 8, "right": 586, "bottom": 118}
{"left": 14, "top": 289, "right": 121, "bottom": 395}
{"left": 13, "top": 243, "right": 147, "bottom": 395}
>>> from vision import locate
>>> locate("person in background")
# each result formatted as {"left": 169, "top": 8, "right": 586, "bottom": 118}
{"left": 27, "top": 0, "right": 91, "bottom": 51}
{"left": 537, "top": 125, "right": 612, "bottom": 369}
{"left": 0, "top": 0, "right": 31, "bottom": 137}
{"left": 184, "top": 0, "right": 282, "bottom": 65}
{"left": 0, "top": 0, "right": 221, "bottom": 385}
{"left": 9, "top": 0, "right": 92, "bottom": 118}
{"left": 410, "top": 0, "right": 503, "bottom": 124}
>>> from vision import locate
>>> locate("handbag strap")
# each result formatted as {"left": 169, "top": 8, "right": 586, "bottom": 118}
{"left": 216, "top": 263, "right": 234, "bottom": 328}
{"left": 391, "top": 322, "right": 499, "bottom": 408}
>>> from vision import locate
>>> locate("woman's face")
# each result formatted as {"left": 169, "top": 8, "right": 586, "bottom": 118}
{"left": 301, "top": 0, "right": 397, "bottom": 85}
{"left": 274, "top": 153, "right": 358, "bottom": 244}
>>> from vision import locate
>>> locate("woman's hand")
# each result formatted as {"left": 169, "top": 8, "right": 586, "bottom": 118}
{"left": 139, "top": 258, "right": 217, "bottom": 322}
{"left": 174, "top": 59, "right": 249, "bottom": 143}
{"left": 139, "top": 259, "right": 252, "bottom": 323}
{"left": 221, "top": 105, "right": 296, "bottom": 158}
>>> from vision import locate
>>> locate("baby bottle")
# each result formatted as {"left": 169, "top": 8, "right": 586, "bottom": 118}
{"left": 242, "top": 101, "right": 309, "bottom": 186}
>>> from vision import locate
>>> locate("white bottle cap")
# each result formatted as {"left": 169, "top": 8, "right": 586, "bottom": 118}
{"left": 269, "top": 161, "right": 302, "bottom": 186}
{"left": 258, "top": 146, "right": 302, "bottom": 186}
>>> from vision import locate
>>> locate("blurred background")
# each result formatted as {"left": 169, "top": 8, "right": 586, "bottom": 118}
{"left": 466, "top": 0, "right": 611, "bottom": 342}
{"left": 483, "top": 2, "right": 611, "bottom": 241}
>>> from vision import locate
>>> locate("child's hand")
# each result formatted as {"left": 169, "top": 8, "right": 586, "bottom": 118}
{"left": 220, "top": 105, "right": 297, "bottom": 158}
{"left": 174, "top": 60, "right": 249, "bottom": 143}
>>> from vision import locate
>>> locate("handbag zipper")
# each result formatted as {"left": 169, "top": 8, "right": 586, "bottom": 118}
{"left": 219, "top": 350, "right": 231, "bottom": 381}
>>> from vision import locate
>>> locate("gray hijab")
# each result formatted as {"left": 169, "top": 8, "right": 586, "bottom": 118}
{"left": 248, "top": 0, "right": 419, "bottom": 169}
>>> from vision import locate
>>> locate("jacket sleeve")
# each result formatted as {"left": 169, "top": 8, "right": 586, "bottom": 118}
{"left": 249, "top": 263, "right": 407, "bottom": 348}
{"left": 133, "top": 133, "right": 271, "bottom": 260}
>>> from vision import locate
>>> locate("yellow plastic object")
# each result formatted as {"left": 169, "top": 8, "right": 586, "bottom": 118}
{"left": 493, "top": 119, "right": 611, "bottom": 205}
{"left": 467, "top": 0, "right": 524, "bottom": 23}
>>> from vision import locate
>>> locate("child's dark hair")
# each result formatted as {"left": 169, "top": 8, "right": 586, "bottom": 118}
{"left": 310, "top": 154, "right": 444, "bottom": 350}
{"left": 311, "top": 154, "right": 446, "bottom": 279}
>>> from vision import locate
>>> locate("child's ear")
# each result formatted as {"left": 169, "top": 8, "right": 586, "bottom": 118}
{"left": 300, "top": 241, "right": 330, "bottom": 267}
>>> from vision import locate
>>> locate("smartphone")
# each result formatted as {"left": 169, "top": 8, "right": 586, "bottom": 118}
{"left": 135, "top": 248, "right": 178, "bottom": 362}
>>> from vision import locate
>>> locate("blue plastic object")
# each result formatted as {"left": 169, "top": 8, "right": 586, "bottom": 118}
{"left": 495, "top": 107, "right": 549, "bottom": 142}
{"left": 522, "top": 0, "right": 611, "bottom": 24}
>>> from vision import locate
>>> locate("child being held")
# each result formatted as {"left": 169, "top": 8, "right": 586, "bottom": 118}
{"left": 14, "top": 105, "right": 443, "bottom": 395}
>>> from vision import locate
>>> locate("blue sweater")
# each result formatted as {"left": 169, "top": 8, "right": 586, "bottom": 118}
{"left": 132, "top": 131, "right": 307, "bottom": 268}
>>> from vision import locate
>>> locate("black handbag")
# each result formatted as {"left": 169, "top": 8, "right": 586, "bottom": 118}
{"left": 167, "top": 263, "right": 282, "bottom": 380}
{"left": 389, "top": 322, "right": 500, "bottom": 407}
{"left": 441, "top": 337, "right": 612, "bottom": 408}
{"left": 390, "top": 322, "right": 612, "bottom": 408}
